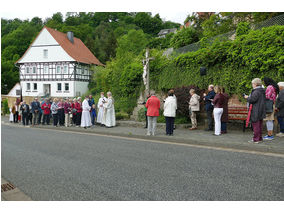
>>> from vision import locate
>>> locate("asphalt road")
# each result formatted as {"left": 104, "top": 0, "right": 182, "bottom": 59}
{"left": 1, "top": 124, "right": 284, "bottom": 200}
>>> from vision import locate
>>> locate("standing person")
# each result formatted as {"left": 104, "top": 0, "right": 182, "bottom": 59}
{"left": 12, "top": 102, "right": 19, "bottom": 123}
{"left": 38, "top": 99, "right": 43, "bottom": 124}
{"left": 75, "top": 97, "right": 82, "bottom": 127}
{"left": 275, "top": 82, "right": 284, "bottom": 137}
{"left": 143, "top": 94, "right": 151, "bottom": 129}
{"left": 41, "top": 99, "right": 51, "bottom": 125}
{"left": 203, "top": 85, "right": 216, "bottom": 131}
{"left": 221, "top": 87, "right": 229, "bottom": 134}
{"left": 163, "top": 90, "right": 177, "bottom": 136}
{"left": 97, "top": 92, "right": 106, "bottom": 126}
{"left": 244, "top": 78, "right": 266, "bottom": 143}
{"left": 146, "top": 90, "right": 160, "bottom": 136}
{"left": 102, "top": 92, "right": 116, "bottom": 128}
{"left": 51, "top": 98, "right": 59, "bottom": 127}
{"left": 57, "top": 99, "right": 65, "bottom": 126}
{"left": 20, "top": 101, "right": 30, "bottom": 126}
{"left": 9, "top": 107, "right": 13, "bottom": 123}
{"left": 31, "top": 98, "right": 40, "bottom": 126}
{"left": 28, "top": 102, "right": 33, "bottom": 125}
{"left": 188, "top": 88, "right": 200, "bottom": 130}
{"left": 81, "top": 96, "right": 92, "bottom": 129}
{"left": 212, "top": 86, "right": 225, "bottom": 136}
{"left": 88, "top": 95, "right": 95, "bottom": 116}
{"left": 71, "top": 98, "right": 77, "bottom": 126}
{"left": 91, "top": 104, "right": 97, "bottom": 126}
{"left": 64, "top": 99, "right": 72, "bottom": 127}
{"left": 263, "top": 77, "right": 279, "bottom": 140}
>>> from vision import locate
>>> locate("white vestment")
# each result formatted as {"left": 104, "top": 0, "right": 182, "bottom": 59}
{"left": 97, "top": 97, "right": 106, "bottom": 123}
{"left": 9, "top": 108, "right": 13, "bottom": 122}
{"left": 102, "top": 98, "right": 116, "bottom": 127}
{"left": 81, "top": 99, "right": 91, "bottom": 127}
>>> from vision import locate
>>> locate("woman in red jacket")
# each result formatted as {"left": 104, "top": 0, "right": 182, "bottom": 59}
{"left": 75, "top": 97, "right": 82, "bottom": 127}
{"left": 146, "top": 90, "right": 160, "bottom": 136}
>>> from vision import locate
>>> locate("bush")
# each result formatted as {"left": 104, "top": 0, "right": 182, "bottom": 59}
{"left": 138, "top": 108, "right": 146, "bottom": 122}
{"left": 2, "top": 99, "right": 9, "bottom": 115}
{"left": 116, "top": 112, "right": 130, "bottom": 120}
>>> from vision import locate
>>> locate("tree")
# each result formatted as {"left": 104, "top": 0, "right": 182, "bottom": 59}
{"left": 170, "top": 27, "right": 199, "bottom": 49}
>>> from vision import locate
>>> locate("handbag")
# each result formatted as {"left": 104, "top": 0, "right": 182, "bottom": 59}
{"left": 265, "top": 99, "right": 274, "bottom": 114}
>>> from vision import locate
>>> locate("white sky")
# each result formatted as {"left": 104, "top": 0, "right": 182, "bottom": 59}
{"left": 1, "top": 0, "right": 282, "bottom": 25}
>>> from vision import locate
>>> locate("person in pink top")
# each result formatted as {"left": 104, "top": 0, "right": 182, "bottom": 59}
{"left": 146, "top": 90, "right": 160, "bottom": 136}
{"left": 263, "top": 77, "right": 279, "bottom": 140}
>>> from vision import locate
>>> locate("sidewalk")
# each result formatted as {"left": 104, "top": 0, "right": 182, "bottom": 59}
{"left": 1, "top": 177, "right": 32, "bottom": 201}
{"left": 1, "top": 116, "right": 284, "bottom": 155}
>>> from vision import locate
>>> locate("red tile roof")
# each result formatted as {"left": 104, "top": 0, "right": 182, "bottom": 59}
{"left": 45, "top": 27, "right": 104, "bottom": 66}
{"left": 16, "top": 26, "right": 104, "bottom": 66}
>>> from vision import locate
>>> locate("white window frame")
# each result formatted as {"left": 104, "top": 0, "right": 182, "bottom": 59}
{"left": 57, "top": 83, "right": 62, "bottom": 91}
{"left": 44, "top": 66, "right": 49, "bottom": 74}
{"left": 26, "top": 66, "right": 30, "bottom": 74}
{"left": 27, "top": 83, "right": 30, "bottom": 91}
{"left": 56, "top": 66, "right": 61, "bottom": 74}
{"left": 64, "top": 83, "right": 69, "bottom": 91}
{"left": 64, "top": 65, "right": 68, "bottom": 74}
{"left": 43, "top": 49, "right": 48, "bottom": 58}
{"left": 33, "top": 83, "right": 37, "bottom": 91}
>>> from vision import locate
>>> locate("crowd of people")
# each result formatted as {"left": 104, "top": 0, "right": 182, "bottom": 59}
{"left": 144, "top": 78, "right": 284, "bottom": 142}
{"left": 9, "top": 92, "right": 116, "bottom": 129}
{"left": 8, "top": 78, "right": 284, "bottom": 143}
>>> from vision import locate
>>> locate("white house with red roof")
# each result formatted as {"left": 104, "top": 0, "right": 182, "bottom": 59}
{"left": 15, "top": 26, "right": 103, "bottom": 98}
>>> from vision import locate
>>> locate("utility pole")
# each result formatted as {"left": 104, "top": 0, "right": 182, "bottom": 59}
{"left": 142, "top": 48, "right": 154, "bottom": 96}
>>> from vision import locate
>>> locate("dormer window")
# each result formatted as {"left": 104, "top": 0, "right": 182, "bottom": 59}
{"left": 43, "top": 49, "right": 48, "bottom": 58}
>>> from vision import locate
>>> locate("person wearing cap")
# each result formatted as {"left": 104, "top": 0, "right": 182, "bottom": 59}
{"left": 276, "top": 82, "right": 284, "bottom": 137}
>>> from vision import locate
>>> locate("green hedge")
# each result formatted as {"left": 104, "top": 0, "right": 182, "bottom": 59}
{"left": 151, "top": 25, "right": 284, "bottom": 98}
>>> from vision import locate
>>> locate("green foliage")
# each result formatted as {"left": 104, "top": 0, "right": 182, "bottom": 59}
{"left": 147, "top": 33, "right": 174, "bottom": 49}
{"left": 116, "top": 112, "right": 130, "bottom": 120}
{"left": 236, "top": 22, "right": 251, "bottom": 37}
{"left": 2, "top": 99, "right": 9, "bottom": 115}
{"left": 151, "top": 25, "right": 284, "bottom": 100}
{"left": 170, "top": 27, "right": 199, "bottom": 49}
{"left": 138, "top": 108, "right": 146, "bottom": 122}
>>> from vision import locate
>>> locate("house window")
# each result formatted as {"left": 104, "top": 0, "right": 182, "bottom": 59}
{"left": 33, "top": 66, "right": 36, "bottom": 74}
{"left": 43, "top": 49, "right": 48, "bottom": 58}
{"left": 33, "top": 83, "right": 37, "bottom": 91}
{"left": 64, "top": 65, "right": 68, "bottom": 74}
{"left": 57, "top": 83, "right": 62, "bottom": 91}
{"left": 27, "top": 83, "right": 30, "bottom": 91}
{"left": 65, "top": 83, "right": 69, "bottom": 91}
{"left": 26, "top": 66, "right": 30, "bottom": 74}
{"left": 56, "top": 66, "right": 61, "bottom": 74}
{"left": 82, "top": 68, "right": 84, "bottom": 75}
{"left": 44, "top": 66, "right": 49, "bottom": 74}
{"left": 16, "top": 90, "right": 21, "bottom": 96}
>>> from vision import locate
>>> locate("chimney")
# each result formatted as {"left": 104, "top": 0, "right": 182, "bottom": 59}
{"left": 67, "top": 31, "right": 74, "bottom": 43}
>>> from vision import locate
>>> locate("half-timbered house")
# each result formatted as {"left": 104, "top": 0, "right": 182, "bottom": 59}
{"left": 15, "top": 26, "right": 103, "bottom": 98}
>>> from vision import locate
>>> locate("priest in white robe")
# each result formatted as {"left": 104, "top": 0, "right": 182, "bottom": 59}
{"left": 81, "top": 96, "right": 92, "bottom": 128}
{"left": 102, "top": 92, "right": 116, "bottom": 128}
{"left": 97, "top": 92, "right": 106, "bottom": 125}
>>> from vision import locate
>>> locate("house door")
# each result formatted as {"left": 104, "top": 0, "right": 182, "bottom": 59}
{"left": 43, "top": 84, "right": 51, "bottom": 97}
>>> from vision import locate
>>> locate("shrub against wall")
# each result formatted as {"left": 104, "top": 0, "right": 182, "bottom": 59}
{"left": 151, "top": 25, "right": 284, "bottom": 98}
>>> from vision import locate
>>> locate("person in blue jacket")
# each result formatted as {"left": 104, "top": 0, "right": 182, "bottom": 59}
{"left": 203, "top": 84, "right": 216, "bottom": 131}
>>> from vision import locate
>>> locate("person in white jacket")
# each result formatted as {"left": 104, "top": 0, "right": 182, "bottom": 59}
{"left": 81, "top": 96, "right": 92, "bottom": 129}
{"left": 163, "top": 90, "right": 177, "bottom": 136}
{"left": 97, "top": 92, "right": 107, "bottom": 125}
{"left": 102, "top": 92, "right": 116, "bottom": 128}
{"left": 188, "top": 89, "right": 200, "bottom": 130}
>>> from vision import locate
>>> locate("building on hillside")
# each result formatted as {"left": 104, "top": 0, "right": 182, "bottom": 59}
{"left": 15, "top": 26, "right": 103, "bottom": 98}
{"left": 157, "top": 28, "right": 177, "bottom": 38}
{"left": 1, "top": 83, "right": 21, "bottom": 107}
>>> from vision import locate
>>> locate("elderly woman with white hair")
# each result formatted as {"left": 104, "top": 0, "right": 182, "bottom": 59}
{"left": 276, "top": 82, "right": 284, "bottom": 137}
{"left": 244, "top": 78, "right": 266, "bottom": 143}
{"left": 102, "top": 92, "right": 116, "bottom": 128}
{"left": 74, "top": 97, "right": 82, "bottom": 127}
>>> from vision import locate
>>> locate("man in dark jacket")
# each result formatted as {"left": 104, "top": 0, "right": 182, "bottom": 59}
{"left": 245, "top": 78, "right": 266, "bottom": 143}
{"left": 20, "top": 101, "right": 30, "bottom": 126}
{"left": 203, "top": 85, "right": 216, "bottom": 131}
{"left": 31, "top": 98, "right": 41, "bottom": 125}
{"left": 276, "top": 82, "right": 284, "bottom": 137}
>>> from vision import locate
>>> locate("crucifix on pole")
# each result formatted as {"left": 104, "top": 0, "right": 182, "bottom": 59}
{"left": 142, "top": 48, "right": 154, "bottom": 96}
